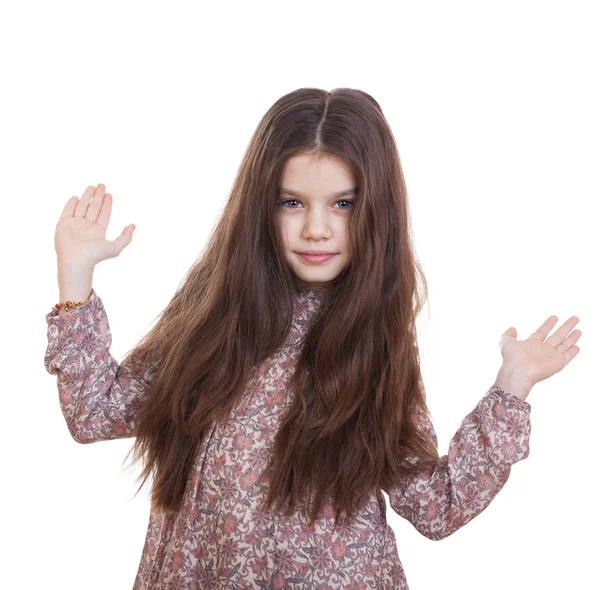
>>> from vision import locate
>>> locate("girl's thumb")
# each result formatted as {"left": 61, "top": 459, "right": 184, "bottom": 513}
{"left": 498, "top": 327, "right": 518, "bottom": 354}
{"left": 111, "top": 224, "right": 135, "bottom": 256}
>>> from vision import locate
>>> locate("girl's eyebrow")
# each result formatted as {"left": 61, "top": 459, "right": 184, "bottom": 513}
{"left": 279, "top": 187, "right": 358, "bottom": 198}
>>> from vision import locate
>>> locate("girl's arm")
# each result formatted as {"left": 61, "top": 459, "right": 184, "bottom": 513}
{"left": 383, "top": 385, "right": 531, "bottom": 540}
{"left": 44, "top": 288, "right": 159, "bottom": 443}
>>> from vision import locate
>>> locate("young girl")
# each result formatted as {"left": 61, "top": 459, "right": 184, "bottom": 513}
{"left": 45, "top": 88, "right": 581, "bottom": 589}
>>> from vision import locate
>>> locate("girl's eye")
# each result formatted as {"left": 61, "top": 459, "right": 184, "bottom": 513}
{"left": 279, "top": 199, "right": 354, "bottom": 210}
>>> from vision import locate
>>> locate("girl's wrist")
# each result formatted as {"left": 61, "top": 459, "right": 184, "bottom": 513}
{"left": 494, "top": 366, "right": 533, "bottom": 402}
{"left": 57, "top": 258, "right": 94, "bottom": 304}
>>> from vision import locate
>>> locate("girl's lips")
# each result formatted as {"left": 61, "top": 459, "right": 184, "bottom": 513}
{"left": 296, "top": 253, "right": 337, "bottom": 264}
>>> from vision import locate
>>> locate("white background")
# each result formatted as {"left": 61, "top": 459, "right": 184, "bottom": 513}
{"left": 2, "top": 0, "right": 597, "bottom": 588}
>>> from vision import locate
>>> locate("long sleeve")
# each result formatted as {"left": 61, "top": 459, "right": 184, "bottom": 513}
{"left": 44, "top": 288, "right": 159, "bottom": 443}
{"left": 383, "top": 384, "right": 532, "bottom": 541}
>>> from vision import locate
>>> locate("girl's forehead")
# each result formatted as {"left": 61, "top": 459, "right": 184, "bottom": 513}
{"left": 280, "top": 157, "right": 356, "bottom": 199}
{"left": 282, "top": 152, "right": 354, "bottom": 180}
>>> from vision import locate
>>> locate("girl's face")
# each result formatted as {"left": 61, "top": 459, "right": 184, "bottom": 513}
{"left": 278, "top": 153, "right": 356, "bottom": 291}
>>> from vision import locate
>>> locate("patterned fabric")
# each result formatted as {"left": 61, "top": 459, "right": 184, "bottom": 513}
{"left": 45, "top": 288, "right": 532, "bottom": 589}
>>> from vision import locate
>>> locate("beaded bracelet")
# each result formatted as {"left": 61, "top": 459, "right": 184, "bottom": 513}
{"left": 54, "top": 291, "right": 92, "bottom": 312}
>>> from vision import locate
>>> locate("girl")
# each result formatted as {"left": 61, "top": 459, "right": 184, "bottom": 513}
{"left": 45, "top": 88, "right": 581, "bottom": 589}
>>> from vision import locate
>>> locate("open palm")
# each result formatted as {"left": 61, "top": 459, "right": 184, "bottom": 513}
{"left": 499, "top": 315, "right": 582, "bottom": 389}
{"left": 54, "top": 183, "right": 135, "bottom": 265}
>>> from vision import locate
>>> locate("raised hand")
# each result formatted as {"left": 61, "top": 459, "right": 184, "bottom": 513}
{"left": 498, "top": 315, "right": 582, "bottom": 392}
{"left": 54, "top": 183, "right": 136, "bottom": 266}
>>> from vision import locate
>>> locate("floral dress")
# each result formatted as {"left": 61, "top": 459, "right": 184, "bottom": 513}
{"left": 44, "top": 288, "right": 532, "bottom": 589}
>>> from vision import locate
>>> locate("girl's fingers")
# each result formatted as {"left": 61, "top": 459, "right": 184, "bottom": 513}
{"left": 74, "top": 185, "right": 96, "bottom": 218}
{"left": 560, "top": 344, "right": 581, "bottom": 365}
{"left": 527, "top": 315, "right": 558, "bottom": 341}
{"left": 555, "top": 328, "right": 583, "bottom": 353}
{"left": 59, "top": 196, "right": 79, "bottom": 219}
{"left": 545, "top": 316, "right": 580, "bottom": 349}
{"left": 96, "top": 192, "right": 113, "bottom": 230}
{"left": 86, "top": 184, "right": 106, "bottom": 223}
{"left": 86, "top": 184, "right": 106, "bottom": 218}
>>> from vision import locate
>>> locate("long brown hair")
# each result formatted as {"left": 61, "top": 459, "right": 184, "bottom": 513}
{"left": 121, "top": 87, "right": 439, "bottom": 528}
